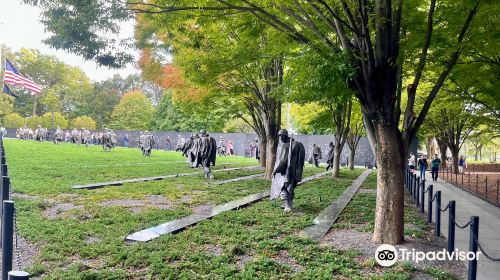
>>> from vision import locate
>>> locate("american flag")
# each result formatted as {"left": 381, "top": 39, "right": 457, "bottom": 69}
{"left": 4, "top": 58, "right": 42, "bottom": 94}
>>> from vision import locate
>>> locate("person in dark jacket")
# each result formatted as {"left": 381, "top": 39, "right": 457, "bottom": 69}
{"left": 272, "top": 129, "right": 305, "bottom": 212}
{"left": 418, "top": 155, "right": 428, "bottom": 180}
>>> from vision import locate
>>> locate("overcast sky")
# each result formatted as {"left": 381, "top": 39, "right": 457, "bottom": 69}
{"left": 0, "top": 0, "right": 138, "bottom": 82}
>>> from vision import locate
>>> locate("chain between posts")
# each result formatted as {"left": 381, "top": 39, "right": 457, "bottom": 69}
{"left": 423, "top": 186, "right": 431, "bottom": 194}
{"left": 14, "top": 206, "right": 21, "bottom": 270}
{"left": 439, "top": 203, "right": 450, "bottom": 212}
{"left": 451, "top": 215, "right": 473, "bottom": 229}
{"left": 473, "top": 230, "right": 500, "bottom": 262}
{"left": 431, "top": 193, "right": 438, "bottom": 202}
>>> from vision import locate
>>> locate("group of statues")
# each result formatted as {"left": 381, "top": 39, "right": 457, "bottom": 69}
{"left": 178, "top": 130, "right": 217, "bottom": 179}
{"left": 307, "top": 142, "right": 335, "bottom": 171}
{"left": 16, "top": 125, "right": 118, "bottom": 151}
{"left": 16, "top": 125, "right": 48, "bottom": 141}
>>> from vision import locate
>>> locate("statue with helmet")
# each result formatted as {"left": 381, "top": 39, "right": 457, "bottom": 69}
{"left": 271, "top": 129, "right": 305, "bottom": 212}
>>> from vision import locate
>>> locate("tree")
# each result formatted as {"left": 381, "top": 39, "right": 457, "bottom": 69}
{"left": 71, "top": 116, "right": 97, "bottom": 130}
{"left": 425, "top": 97, "right": 479, "bottom": 174}
{"left": 151, "top": 90, "right": 228, "bottom": 132}
{"left": 41, "top": 112, "right": 68, "bottom": 129}
{"left": 0, "top": 95, "right": 15, "bottom": 124}
{"left": 26, "top": 116, "right": 42, "bottom": 129}
{"left": 288, "top": 51, "right": 354, "bottom": 178}
{"left": 3, "top": 113, "right": 25, "bottom": 128}
{"left": 346, "top": 102, "right": 365, "bottom": 170}
{"left": 110, "top": 91, "right": 154, "bottom": 130}
{"left": 28, "top": 0, "right": 494, "bottom": 244}
{"left": 136, "top": 16, "right": 288, "bottom": 174}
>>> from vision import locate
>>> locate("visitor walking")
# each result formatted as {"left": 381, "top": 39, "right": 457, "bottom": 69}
{"left": 431, "top": 154, "right": 441, "bottom": 182}
{"left": 165, "top": 136, "right": 171, "bottom": 150}
{"left": 459, "top": 155, "right": 465, "bottom": 173}
{"left": 123, "top": 133, "right": 129, "bottom": 148}
{"left": 408, "top": 152, "right": 416, "bottom": 173}
{"left": 418, "top": 155, "right": 428, "bottom": 180}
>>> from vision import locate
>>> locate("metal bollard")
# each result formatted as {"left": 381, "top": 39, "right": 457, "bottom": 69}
{"left": 435, "top": 191, "right": 441, "bottom": 237}
{"left": 427, "top": 185, "right": 433, "bottom": 223}
{"left": 447, "top": 201, "right": 456, "bottom": 253}
{"left": 416, "top": 177, "right": 420, "bottom": 206}
{"left": 1, "top": 176, "right": 9, "bottom": 217}
{"left": 1, "top": 156, "right": 5, "bottom": 166}
{"left": 8, "top": 272, "right": 30, "bottom": 280}
{"left": 2, "top": 201, "right": 15, "bottom": 280}
{"left": 0, "top": 176, "right": 10, "bottom": 247}
{"left": 409, "top": 172, "right": 413, "bottom": 195}
{"left": 1, "top": 164, "right": 8, "bottom": 178}
{"left": 421, "top": 179, "right": 425, "bottom": 213}
{"left": 468, "top": 216, "right": 479, "bottom": 280}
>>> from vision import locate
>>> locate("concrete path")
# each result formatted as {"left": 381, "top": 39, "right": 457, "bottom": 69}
{"left": 72, "top": 166, "right": 263, "bottom": 189}
{"left": 300, "top": 169, "right": 372, "bottom": 241}
{"left": 431, "top": 178, "right": 500, "bottom": 280}
{"left": 126, "top": 170, "right": 332, "bottom": 242}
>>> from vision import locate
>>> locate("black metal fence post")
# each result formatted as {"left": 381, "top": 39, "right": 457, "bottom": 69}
{"left": 0, "top": 176, "right": 10, "bottom": 247}
{"left": 428, "top": 185, "right": 433, "bottom": 223}
{"left": 416, "top": 177, "right": 420, "bottom": 206}
{"left": 2, "top": 200, "right": 15, "bottom": 280}
{"left": 421, "top": 179, "right": 425, "bottom": 213}
{"left": 436, "top": 191, "right": 441, "bottom": 237}
{"left": 468, "top": 216, "right": 479, "bottom": 280}
{"left": 447, "top": 201, "right": 456, "bottom": 253}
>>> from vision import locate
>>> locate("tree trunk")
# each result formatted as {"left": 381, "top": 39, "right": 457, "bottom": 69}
{"left": 32, "top": 95, "right": 38, "bottom": 117}
{"left": 259, "top": 138, "right": 267, "bottom": 168}
{"left": 451, "top": 149, "right": 459, "bottom": 174}
{"left": 265, "top": 135, "right": 278, "bottom": 178}
{"left": 349, "top": 149, "right": 355, "bottom": 170}
{"left": 332, "top": 144, "right": 341, "bottom": 178}
{"left": 372, "top": 123, "right": 405, "bottom": 245}
{"left": 436, "top": 139, "right": 448, "bottom": 168}
{"left": 479, "top": 146, "right": 482, "bottom": 161}
{"left": 474, "top": 149, "right": 479, "bottom": 161}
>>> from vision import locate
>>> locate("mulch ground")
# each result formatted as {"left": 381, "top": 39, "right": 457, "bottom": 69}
{"left": 441, "top": 171, "right": 500, "bottom": 204}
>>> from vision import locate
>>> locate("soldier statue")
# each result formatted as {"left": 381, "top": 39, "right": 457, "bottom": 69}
{"left": 326, "top": 142, "right": 335, "bottom": 171}
{"left": 198, "top": 130, "right": 217, "bottom": 178}
{"left": 138, "top": 131, "right": 155, "bottom": 156}
{"left": 311, "top": 144, "right": 322, "bottom": 167}
{"left": 271, "top": 129, "right": 305, "bottom": 212}
{"left": 102, "top": 128, "right": 117, "bottom": 151}
{"left": 54, "top": 126, "right": 64, "bottom": 144}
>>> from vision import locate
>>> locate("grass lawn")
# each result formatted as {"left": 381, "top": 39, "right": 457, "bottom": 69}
{"left": 4, "top": 139, "right": 446, "bottom": 279}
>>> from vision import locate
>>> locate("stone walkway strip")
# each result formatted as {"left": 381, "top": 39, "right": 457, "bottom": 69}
{"left": 126, "top": 170, "right": 332, "bottom": 242}
{"left": 71, "top": 166, "right": 263, "bottom": 189}
{"left": 299, "top": 169, "right": 373, "bottom": 241}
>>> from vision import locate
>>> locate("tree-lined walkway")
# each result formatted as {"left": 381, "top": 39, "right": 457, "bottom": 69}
{"left": 432, "top": 178, "right": 500, "bottom": 279}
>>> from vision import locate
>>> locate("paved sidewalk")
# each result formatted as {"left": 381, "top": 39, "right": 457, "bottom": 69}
{"left": 430, "top": 178, "right": 500, "bottom": 280}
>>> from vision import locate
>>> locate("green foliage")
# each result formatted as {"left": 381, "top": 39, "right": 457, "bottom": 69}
{"left": 70, "top": 116, "right": 96, "bottom": 130}
{"left": 3, "top": 113, "right": 25, "bottom": 128}
{"left": 0, "top": 94, "right": 15, "bottom": 123}
{"left": 25, "top": 116, "right": 42, "bottom": 129}
{"left": 111, "top": 90, "right": 154, "bottom": 130}
{"left": 40, "top": 112, "right": 68, "bottom": 129}
{"left": 290, "top": 103, "right": 332, "bottom": 134}
{"left": 151, "top": 90, "right": 227, "bottom": 132}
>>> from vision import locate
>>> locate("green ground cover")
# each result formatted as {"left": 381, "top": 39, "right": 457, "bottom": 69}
{"left": 4, "top": 139, "right": 444, "bottom": 279}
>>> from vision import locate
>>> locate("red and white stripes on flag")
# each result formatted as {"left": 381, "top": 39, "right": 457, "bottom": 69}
{"left": 4, "top": 58, "right": 42, "bottom": 94}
